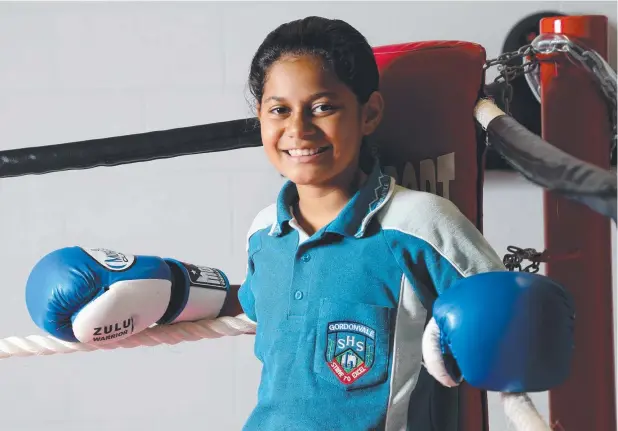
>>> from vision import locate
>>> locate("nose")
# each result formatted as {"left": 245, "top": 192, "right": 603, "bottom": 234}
{"left": 286, "top": 111, "right": 316, "bottom": 139}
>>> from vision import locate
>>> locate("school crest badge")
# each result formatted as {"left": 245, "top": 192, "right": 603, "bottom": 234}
{"left": 325, "top": 321, "right": 376, "bottom": 385}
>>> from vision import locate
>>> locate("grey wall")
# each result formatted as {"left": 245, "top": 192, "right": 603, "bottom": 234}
{"left": 0, "top": 2, "right": 616, "bottom": 430}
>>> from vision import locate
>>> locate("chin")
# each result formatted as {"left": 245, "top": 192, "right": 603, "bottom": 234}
{"left": 282, "top": 167, "right": 331, "bottom": 186}
{"left": 285, "top": 173, "right": 325, "bottom": 186}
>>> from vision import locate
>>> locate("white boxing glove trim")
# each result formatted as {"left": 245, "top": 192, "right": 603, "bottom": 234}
{"left": 162, "top": 260, "right": 229, "bottom": 324}
{"left": 422, "top": 317, "right": 460, "bottom": 388}
{"left": 171, "top": 283, "right": 228, "bottom": 323}
{"left": 72, "top": 279, "right": 172, "bottom": 345}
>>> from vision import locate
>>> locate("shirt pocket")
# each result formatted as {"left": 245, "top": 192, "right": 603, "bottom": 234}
{"left": 313, "top": 297, "right": 393, "bottom": 391}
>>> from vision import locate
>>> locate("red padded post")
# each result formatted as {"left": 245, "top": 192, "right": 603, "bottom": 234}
{"left": 539, "top": 14, "right": 616, "bottom": 431}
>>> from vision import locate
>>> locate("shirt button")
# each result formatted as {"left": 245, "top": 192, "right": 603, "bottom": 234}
{"left": 301, "top": 254, "right": 311, "bottom": 262}
{"left": 294, "top": 291, "right": 304, "bottom": 300}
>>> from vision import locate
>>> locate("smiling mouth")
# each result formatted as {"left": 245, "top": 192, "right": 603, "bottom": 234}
{"left": 284, "top": 146, "right": 330, "bottom": 157}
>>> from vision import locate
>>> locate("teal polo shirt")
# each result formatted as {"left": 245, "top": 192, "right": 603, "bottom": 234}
{"left": 238, "top": 162, "right": 505, "bottom": 431}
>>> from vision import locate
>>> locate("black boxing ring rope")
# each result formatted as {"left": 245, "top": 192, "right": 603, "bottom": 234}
{"left": 1, "top": 98, "right": 615, "bottom": 222}
{"left": 0, "top": 118, "right": 261, "bottom": 178}
{"left": 476, "top": 99, "right": 617, "bottom": 222}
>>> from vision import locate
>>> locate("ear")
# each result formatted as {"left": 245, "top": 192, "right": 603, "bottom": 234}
{"left": 361, "top": 91, "right": 384, "bottom": 136}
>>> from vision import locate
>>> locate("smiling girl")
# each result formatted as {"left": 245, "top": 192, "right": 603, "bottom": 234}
{"left": 236, "top": 16, "right": 506, "bottom": 430}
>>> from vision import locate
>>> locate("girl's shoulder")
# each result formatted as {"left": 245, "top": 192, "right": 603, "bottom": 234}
{"left": 245, "top": 203, "right": 278, "bottom": 242}
{"left": 378, "top": 185, "right": 465, "bottom": 229}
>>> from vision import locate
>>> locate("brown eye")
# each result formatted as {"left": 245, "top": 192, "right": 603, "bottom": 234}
{"left": 312, "top": 104, "right": 335, "bottom": 114}
{"left": 269, "top": 106, "right": 289, "bottom": 115}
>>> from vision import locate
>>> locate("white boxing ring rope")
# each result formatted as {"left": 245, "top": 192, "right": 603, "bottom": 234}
{"left": 0, "top": 313, "right": 256, "bottom": 358}
{"left": 1, "top": 98, "right": 589, "bottom": 431}
{"left": 0, "top": 316, "right": 550, "bottom": 431}
{"left": 474, "top": 98, "right": 507, "bottom": 129}
{"left": 0, "top": 311, "right": 551, "bottom": 431}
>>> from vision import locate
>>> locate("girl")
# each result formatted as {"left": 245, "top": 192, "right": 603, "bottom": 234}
{"left": 233, "top": 16, "right": 506, "bottom": 431}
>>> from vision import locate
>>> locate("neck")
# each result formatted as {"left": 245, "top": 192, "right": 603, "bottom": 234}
{"left": 294, "top": 167, "right": 367, "bottom": 236}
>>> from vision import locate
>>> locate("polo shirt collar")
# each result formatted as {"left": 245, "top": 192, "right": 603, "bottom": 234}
{"left": 269, "top": 160, "right": 393, "bottom": 238}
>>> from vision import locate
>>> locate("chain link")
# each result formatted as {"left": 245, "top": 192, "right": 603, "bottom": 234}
{"left": 502, "top": 245, "right": 546, "bottom": 273}
{"left": 484, "top": 33, "right": 617, "bottom": 155}
{"left": 484, "top": 44, "right": 540, "bottom": 114}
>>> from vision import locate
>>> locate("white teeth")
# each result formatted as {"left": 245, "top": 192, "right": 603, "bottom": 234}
{"left": 288, "top": 148, "right": 320, "bottom": 157}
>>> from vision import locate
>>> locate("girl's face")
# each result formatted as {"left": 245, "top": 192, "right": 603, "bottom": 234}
{"left": 257, "top": 55, "right": 382, "bottom": 187}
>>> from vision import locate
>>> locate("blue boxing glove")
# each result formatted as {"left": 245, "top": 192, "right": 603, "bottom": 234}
{"left": 422, "top": 271, "right": 574, "bottom": 392}
{"left": 26, "top": 246, "right": 230, "bottom": 345}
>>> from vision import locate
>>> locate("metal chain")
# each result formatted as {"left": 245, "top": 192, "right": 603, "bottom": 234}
{"left": 484, "top": 44, "right": 540, "bottom": 114}
{"left": 484, "top": 33, "right": 617, "bottom": 155}
{"left": 532, "top": 34, "right": 617, "bottom": 153}
{"left": 502, "top": 245, "right": 547, "bottom": 273}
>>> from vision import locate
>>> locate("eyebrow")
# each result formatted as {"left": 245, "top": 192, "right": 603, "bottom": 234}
{"left": 262, "top": 91, "right": 338, "bottom": 104}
